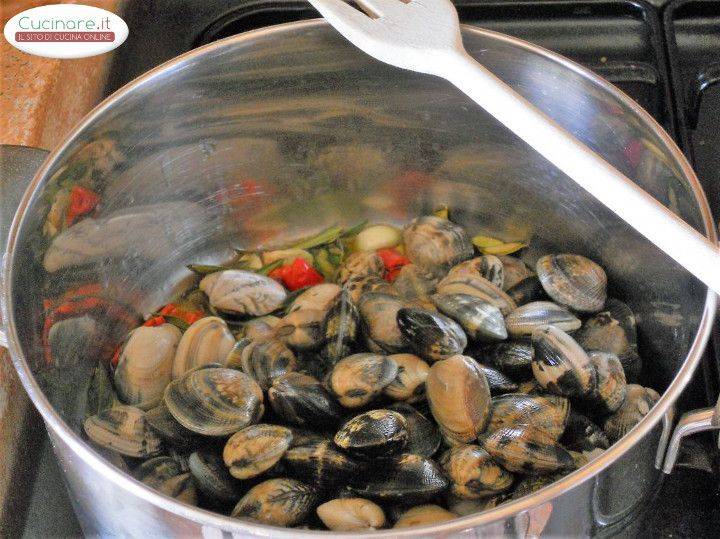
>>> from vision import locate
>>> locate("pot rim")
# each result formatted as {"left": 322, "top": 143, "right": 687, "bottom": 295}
{"left": 4, "top": 19, "right": 717, "bottom": 537}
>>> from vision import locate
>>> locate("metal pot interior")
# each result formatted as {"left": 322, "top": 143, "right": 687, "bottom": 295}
{"left": 5, "top": 21, "right": 715, "bottom": 534}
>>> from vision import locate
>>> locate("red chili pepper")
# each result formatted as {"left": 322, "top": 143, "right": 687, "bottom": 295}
{"left": 269, "top": 258, "right": 324, "bottom": 291}
{"left": 158, "top": 303, "right": 204, "bottom": 325}
{"left": 66, "top": 185, "right": 100, "bottom": 226}
{"left": 385, "top": 266, "right": 404, "bottom": 283}
{"left": 143, "top": 315, "right": 166, "bottom": 327}
{"left": 111, "top": 345, "right": 122, "bottom": 367}
{"left": 377, "top": 248, "right": 410, "bottom": 281}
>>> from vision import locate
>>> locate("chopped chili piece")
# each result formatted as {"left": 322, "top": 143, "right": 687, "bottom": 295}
{"left": 269, "top": 257, "right": 324, "bottom": 291}
{"left": 377, "top": 248, "right": 411, "bottom": 281}
{"left": 143, "top": 315, "right": 166, "bottom": 327}
{"left": 66, "top": 185, "right": 100, "bottom": 226}
{"left": 111, "top": 345, "right": 122, "bottom": 367}
{"left": 158, "top": 303, "right": 203, "bottom": 325}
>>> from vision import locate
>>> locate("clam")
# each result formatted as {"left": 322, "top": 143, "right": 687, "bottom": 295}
{"left": 561, "top": 412, "right": 610, "bottom": 452}
{"left": 426, "top": 354, "right": 491, "bottom": 445}
{"left": 602, "top": 384, "right": 660, "bottom": 442}
{"left": 516, "top": 379, "right": 545, "bottom": 395}
{"left": 84, "top": 405, "right": 162, "bottom": 458}
{"left": 484, "top": 341, "right": 534, "bottom": 379}
{"left": 403, "top": 216, "right": 474, "bottom": 271}
{"left": 335, "top": 409, "right": 408, "bottom": 458}
{"left": 225, "top": 337, "right": 252, "bottom": 370}
{"left": 239, "top": 339, "right": 297, "bottom": 390}
{"left": 85, "top": 364, "right": 118, "bottom": 419}
{"left": 449, "top": 255, "right": 504, "bottom": 288}
{"left": 392, "top": 264, "right": 439, "bottom": 302}
{"left": 317, "top": 498, "right": 386, "bottom": 531}
{"left": 350, "top": 453, "right": 449, "bottom": 503}
{"left": 134, "top": 456, "right": 185, "bottom": 490}
{"left": 506, "top": 276, "right": 547, "bottom": 306}
{"left": 145, "top": 403, "right": 198, "bottom": 446}
{"left": 329, "top": 353, "right": 398, "bottom": 408}
{"left": 114, "top": 324, "right": 181, "bottom": 410}
{"left": 498, "top": 256, "right": 534, "bottom": 290}
{"left": 505, "top": 301, "right": 580, "bottom": 338}
{"left": 283, "top": 440, "right": 360, "bottom": 489}
{"left": 231, "top": 478, "right": 316, "bottom": 527}
{"left": 575, "top": 303, "right": 641, "bottom": 382}
{"left": 289, "top": 283, "right": 341, "bottom": 312}
{"left": 275, "top": 309, "right": 327, "bottom": 350}
{"left": 223, "top": 424, "right": 293, "bottom": 479}
{"left": 358, "top": 292, "right": 407, "bottom": 353}
{"left": 439, "top": 444, "right": 514, "bottom": 499}
{"left": 172, "top": 317, "right": 235, "bottom": 379}
{"left": 446, "top": 494, "right": 500, "bottom": 516}
{"left": 487, "top": 394, "right": 570, "bottom": 441}
{"left": 199, "top": 269, "right": 287, "bottom": 316}
{"left": 156, "top": 473, "right": 198, "bottom": 505}
{"left": 397, "top": 308, "right": 467, "bottom": 361}
{"left": 536, "top": 254, "right": 607, "bottom": 313}
{"left": 241, "top": 315, "right": 280, "bottom": 341}
{"left": 586, "top": 351, "right": 627, "bottom": 415}
{"left": 511, "top": 472, "right": 566, "bottom": 500}
{"left": 338, "top": 251, "right": 385, "bottom": 284}
{"left": 268, "top": 372, "right": 343, "bottom": 428}
{"left": 531, "top": 325, "right": 597, "bottom": 399}
{"left": 164, "top": 367, "right": 264, "bottom": 436}
{"left": 437, "top": 274, "right": 516, "bottom": 316}
{"left": 321, "top": 290, "right": 360, "bottom": 366}
{"left": 387, "top": 403, "right": 441, "bottom": 458}
{"left": 384, "top": 354, "right": 430, "bottom": 402}
{"left": 432, "top": 294, "right": 507, "bottom": 342}
{"left": 477, "top": 363, "right": 519, "bottom": 395}
{"left": 345, "top": 275, "right": 395, "bottom": 303}
{"left": 481, "top": 424, "right": 575, "bottom": 474}
{"left": 189, "top": 451, "right": 241, "bottom": 503}
{"left": 394, "top": 505, "right": 458, "bottom": 528}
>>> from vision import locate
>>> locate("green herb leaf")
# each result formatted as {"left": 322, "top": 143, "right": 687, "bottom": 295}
{"left": 257, "top": 259, "right": 284, "bottom": 276}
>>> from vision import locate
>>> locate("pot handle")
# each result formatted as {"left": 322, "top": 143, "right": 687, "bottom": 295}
{"left": 0, "top": 145, "right": 50, "bottom": 348}
{"left": 662, "top": 395, "right": 720, "bottom": 474}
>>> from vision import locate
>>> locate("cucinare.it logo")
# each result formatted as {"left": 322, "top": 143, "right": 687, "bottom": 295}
{"left": 3, "top": 4, "right": 128, "bottom": 59}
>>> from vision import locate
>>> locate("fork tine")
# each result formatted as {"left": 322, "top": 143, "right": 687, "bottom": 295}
{"left": 308, "top": 0, "right": 375, "bottom": 30}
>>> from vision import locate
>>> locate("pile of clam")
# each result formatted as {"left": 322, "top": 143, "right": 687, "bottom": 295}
{"left": 83, "top": 215, "right": 659, "bottom": 531}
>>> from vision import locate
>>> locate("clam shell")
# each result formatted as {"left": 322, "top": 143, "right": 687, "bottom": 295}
{"left": 321, "top": 290, "right": 360, "bottom": 366}
{"left": 498, "top": 256, "right": 534, "bottom": 290}
{"left": 134, "top": 456, "right": 185, "bottom": 490}
{"left": 394, "top": 505, "right": 457, "bottom": 528}
{"left": 329, "top": 353, "right": 398, "bottom": 408}
{"left": 84, "top": 405, "right": 162, "bottom": 458}
{"left": 350, "top": 453, "right": 449, "bottom": 503}
{"left": 511, "top": 472, "right": 566, "bottom": 500}
{"left": 397, "top": 308, "right": 467, "bottom": 361}
{"left": 403, "top": 216, "right": 474, "bottom": 271}
{"left": 335, "top": 409, "right": 408, "bottom": 458}
{"left": 505, "top": 301, "right": 580, "bottom": 338}
{"left": 189, "top": 451, "right": 241, "bottom": 503}
{"left": 268, "top": 372, "right": 343, "bottom": 428}
{"left": 439, "top": 444, "right": 514, "bottom": 499}
{"left": 487, "top": 393, "right": 570, "bottom": 441}
{"left": 225, "top": 337, "right": 252, "bottom": 370}
{"left": 506, "top": 276, "right": 547, "bottom": 306}
{"left": 338, "top": 252, "right": 385, "bottom": 285}
{"left": 200, "top": 269, "right": 287, "bottom": 316}
{"left": 241, "top": 315, "right": 280, "bottom": 341}
{"left": 602, "top": 384, "right": 660, "bottom": 442}
{"left": 275, "top": 309, "right": 327, "bottom": 350}
{"left": 145, "top": 403, "right": 199, "bottom": 446}
{"left": 432, "top": 293, "right": 507, "bottom": 342}
{"left": 484, "top": 341, "right": 534, "bottom": 379}
{"left": 481, "top": 424, "right": 575, "bottom": 474}
{"left": 449, "top": 255, "right": 504, "bottom": 288}
{"left": 223, "top": 424, "right": 293, "bottom": 479}
{"left": 387, "top": 403, "right": 441, "bottom": 458}
{"left": 231, "top": 478, "right": 316, "bottom": 527}
{"left": 437, "top": 274, "right": 516, "bottom": 316}
{"left": 392, "top": 264, "right": 439, "bottom": 302}
{"left": 446, "top": 493, "right": 500, "bottom": 516}
{"left": 289, "top": 283, "right": 341, "bottom": 312}
{"left": 240, "top": 338, "right": 298, "bottom": 390}
{"left": 358, "top": 292, "right": 407, "bottom": 353}
{"left": 561, "top": 412, "right": 609, "bottom": 452}
{"left": 316, "top": 498, "right": 386, "bottom": 531}
{"left": 531, "top": 326, "right": 597, "bottom": 399}
{"left": 536, "top": 254, "right": 607, "bottom": 313}
{"left": 283, "top": 440, "right": 360, "bottom": 489}
{"left": 172, "top": 317, "right": 235, "bottom": 379}
{"left": 157, "top": 472, "right": 198, "bottom": 505}
{"left": 114, "top": 324, "right": 181, "bottom": 410}
{"left": 586, "top": 351, "right": 627, "bottom": 415}
{"left": 383, "top": 354, "right": 430, "bottom": 402}
{"left": 477, "top": 363, "right": 519, "bottom": 395}
{"left": 164, "top": 367, "right": 264, "bottom": 436}
{"left": 426, "top": 354, "right": 491, "bottom": 445}
{"left": 344, "top": 275, "right": 395, "bottom": 304}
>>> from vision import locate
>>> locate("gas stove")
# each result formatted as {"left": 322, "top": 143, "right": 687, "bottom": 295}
{"left": 16, "top": 1, "right": 720, "bottom": 536}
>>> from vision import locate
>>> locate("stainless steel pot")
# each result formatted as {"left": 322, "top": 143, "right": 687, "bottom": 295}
{"left": 1, "top": 20, "right": 716, "bottom": 537}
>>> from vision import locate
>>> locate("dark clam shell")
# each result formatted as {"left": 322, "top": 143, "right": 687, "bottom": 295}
{"left": 439, "top": 444, "right": 514, "bottom": 499}
{"left": 536, "top": 254, "right": 607, "bottom": 313}
{"left": 585, "top": 351, "right": 627, "bottom": 415}
{"left": 437, "top": 274, "right": 517, "bottom": 316}
{"left": 531, "top": 326, "right": 597, "bottom": 399}
{"left": 403, "top": 216, "right": 474, "bottom": 271}
{"left": 134, "top": 456, "right": 185, "bottom": 490}
{"left": 321, "top": 289, "right": 360, "bottom": 366}
{"left": 283, "top": 440, "right": 360, "bottom": 489}
{"left": 387, "top": 403, "right": 441, "bottom": 458}
{"left": 358, "top": 292, "right": 407, "bottom": 353}
{"left": 602, "top": 384, "right": 660, "bottom": 442}
{"left": 240, "top": 339, "right": 297, "bottom": 390}
{"left": 338, "top": 251, "right": 385, "bottom": 284}
{"left": 268, "top": 372, "right": 343, "bottom": 428}
{"left": 561, "top": 412, "right": 609, "bottom": 452}
{"left": 487, "top": 393, "right": 570, "bottom": 441}
{"left": 392, "top": 264, "right": 439, "bottom": 302}
{"left": 384, "top": 354, "right": 430, "bottom": 403}
{"left": 164, "top": 367, "right": 264, "bottom": 436}
{"left": 328, "top": 353, "right": 398, "bottom": 408}
{"left": 231, "top": 478, "right": 316, "bottom": 527}
{"left": 334, "top": 409, "right": 408, "bottom": 458}
{"left": 498, "top": 256, "right": 534, "bottom": 291}
{"left": 223, "top": 424, "right": 293, "bottom": 479}
{"left": 483, "top": 341, "right": 534, "bottom": 379}
{"left": 145, "top": 403, "right": 200, "bottom": 447}
{"left": 188, "top": 451, "right": 241, "bottom": 504}
{"left": 344, "top": 275, "right": 395, "bottom": 304}
{"left": 477, "top": 363, "right": 519, "bottom": 395}
{"left": 350, "top": 453, "right": 449, "bottom": 503}
{"left": 432, "top": 294, "right": 507, "bottom": 342}
{"left": 481, "top": 424, "right": 575, "bottom": 474}
{"left": 505, "top": 301, "right": 580, "bottom": 338}
{"left": 84, "top": 405, "right": 163, "bottom": 458}
{"left": 397, "top": 308, "right": 468, "bottom": 361}
{"left": 506, "top": 276, "right": 547, "bottom": 306}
